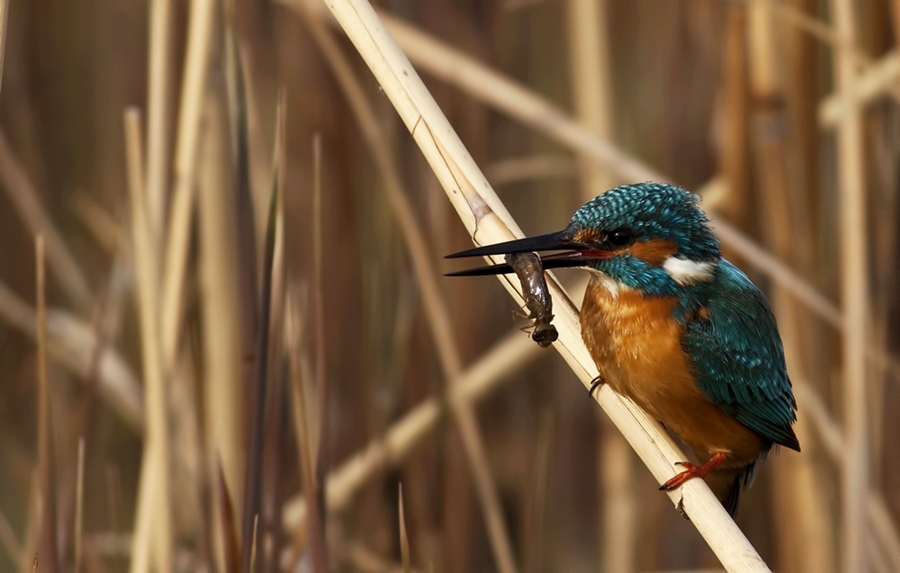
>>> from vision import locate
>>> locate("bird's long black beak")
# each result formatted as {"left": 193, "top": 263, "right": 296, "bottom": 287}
{"left": 445, "top": 230, "right": 608, "bottom": 276}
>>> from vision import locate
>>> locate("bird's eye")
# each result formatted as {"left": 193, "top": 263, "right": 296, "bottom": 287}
{"left": 607, "top": 228, "right": 633, "bottom": 247}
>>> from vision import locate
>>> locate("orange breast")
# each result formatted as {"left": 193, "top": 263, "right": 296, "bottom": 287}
{"left": 581, "top": 276, "right": 763, "bottom": 466}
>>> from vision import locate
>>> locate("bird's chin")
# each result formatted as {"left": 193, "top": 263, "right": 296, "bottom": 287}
{"left": 587, "top": 271, "right": 627, "bottom": 298}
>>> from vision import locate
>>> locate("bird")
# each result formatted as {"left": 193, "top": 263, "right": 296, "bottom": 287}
{"left": 446, "top": 182, "right": 800, "bottom": 516}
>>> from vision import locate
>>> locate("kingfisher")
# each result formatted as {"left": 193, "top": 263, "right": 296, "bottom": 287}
{"left": 446, "top": 182, "right": 799, "bottom": 515}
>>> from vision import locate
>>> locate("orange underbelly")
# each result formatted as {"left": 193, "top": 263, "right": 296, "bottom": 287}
{"left": 581, "top": 276, "right": 762, "bottom": 466}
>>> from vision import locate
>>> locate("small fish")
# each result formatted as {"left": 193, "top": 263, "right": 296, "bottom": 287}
{"left": 505, "top": 252, "right": 558, "bottom": 348}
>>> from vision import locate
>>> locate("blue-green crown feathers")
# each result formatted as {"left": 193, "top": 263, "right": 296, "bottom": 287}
{"left": 565, "top": 183, "right": 722, "bottom": 296}
{"left": 569, "top": 183, "right": 721, "bottom": 262}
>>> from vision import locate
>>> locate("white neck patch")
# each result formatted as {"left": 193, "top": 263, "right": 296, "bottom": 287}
{"left": 663, "top": 257, "right": 716, "bottom": 285}
{"left": 586, "top": 268, "right": 626, "bottom": 298}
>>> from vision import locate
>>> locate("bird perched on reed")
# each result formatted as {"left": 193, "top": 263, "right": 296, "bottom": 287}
{"left": 447, "top": 182, "right": 800, "bottom": 515}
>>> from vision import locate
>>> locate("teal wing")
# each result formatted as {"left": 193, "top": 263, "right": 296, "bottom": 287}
{"left": 680, "top": 261, "right": 800, "bottom": 451}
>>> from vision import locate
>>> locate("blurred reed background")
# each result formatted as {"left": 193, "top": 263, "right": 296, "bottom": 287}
{"left": 0, "top": 0, "right": 898, "bottom": 571}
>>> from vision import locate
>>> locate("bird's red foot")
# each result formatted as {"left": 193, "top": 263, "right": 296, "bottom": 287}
{"left": 588, "top": 376, "right": 606, "bottom": 397}
{"left": 659, "top": 452, "right": 727, "bottom": 491}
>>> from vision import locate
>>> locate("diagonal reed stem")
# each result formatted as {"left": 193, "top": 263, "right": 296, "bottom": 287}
{"left": 0, "top": 131, "right": 93, "bottom": 312}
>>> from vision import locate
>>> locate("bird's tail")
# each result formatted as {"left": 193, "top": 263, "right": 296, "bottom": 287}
{"left": 705, "top": 463, "right": 757, "bottom": 517}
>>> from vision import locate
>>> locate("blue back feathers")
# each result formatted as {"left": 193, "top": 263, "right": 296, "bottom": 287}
{"left": 680, "top": 262, "right": 800, "bottom": 451}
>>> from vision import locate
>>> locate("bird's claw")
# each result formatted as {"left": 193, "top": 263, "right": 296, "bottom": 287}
{"left": 659, "top": 452, "right": 726, "bottom": 492}
{"left": 588, "top": 375, "right": 606, "bottom": 397}
{"left": 660, "top": 462, "right": 698, "bottom": 491}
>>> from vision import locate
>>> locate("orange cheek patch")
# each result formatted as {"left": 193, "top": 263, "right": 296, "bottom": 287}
{"left": 626, "top": 238, "right": 678, "bottom": 266}
{"left": 572, "top": 228, "right": 600, "bottom": 244}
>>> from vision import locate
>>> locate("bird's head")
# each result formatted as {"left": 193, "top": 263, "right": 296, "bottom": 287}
{"left": 447, "top": 183, "right": 722, "bottom": 296}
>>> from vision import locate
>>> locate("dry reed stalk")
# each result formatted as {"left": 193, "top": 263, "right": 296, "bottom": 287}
{"left": 0, "top": 0, "right": 8, "bottom": 96}
{"left": 298, "top": 9, "right": 519, "bottom": 572}
{"left": 159, "top": 0, "right": 216, "bottom": 370}
{"left": 565, "top": 2, "right": 635, "bottom": 570}
{"left": 0, "top": 280, "right": 144, "bottom": 432}
{"left": 566, "top": 0, "right": 615, "bottom": 197}
{"left": 872, "top": 117, "right": 897, "bottom": 530}
{"left": 829, "top": 1, "right": 870, "bottom": 572}
{"left": 249, "top": 516, "right": 259, "bottom": 573}
{"left": 224, "top": 18, "right": 259, "bottom": 321}
{"left": 199, "top": 90, "right": 246, "bottom": 563}
{"left": 0, "top": 131, "right": 92, "bottom": 311}
{"left": 285, "top": 291, "right": 327, "bottom": 573}
{"left": 741, "top": 0, "right": 870, "bottom": 65}
{"left": 819, "top": 52, "right": 900, "bottom": 127}
{"left": 74, "top": 438, "right": 85, "bottom": 573}
{"left": 145, "top": 0, "right": 174, "bottom": 236}
{"left": 239, "top": 102, "right": 283, "bottom": 573}
{"left": 216, "top": 460, "right": 241, "bottom": 573}
{"left": 781, "top": 0, "right": 821, "bottom": 242}
{"left": 124, "top": 108, "right": 173, "bottom": 573}
{"left": 303, "top": 135, "right": 331, "bottom": 573}
{"left": 398, "top": 484, "right": 410, "bottom": 573}
{"left": 317, "top": 1, "right": 770, "bottom": 571}
{"left": 35, "top": 236, "right": 59, "bottom": 573}
{"left": 485, "top": 155, "right": 577, "bottom": 186}
{"left": 792, "top": 382, "right": 842, "bottom": 458}
{"left": 166, "top": 338, "right": 207, "bottom": 558}
{"left": 745, "top": 4, "right": 831, "bottom": 571}
{"left": 280, "top": 327, "right": 537, "bottom": 528}
{"left": 716, "top": 7, "right": 750, "bottom": 229}
{"left": 780, "top": 0, "right": 834, "bottom": 566}
{"left": 311, "top": 133, "right": 326, "bottom": 486}
{"left": 70, "top": 192, "right": 132, "bottom": 257}
{"left": 223, "top": 18, "right": 261, "bottom": 541}
{"left": 261, "top": 95, "right": 288, "bottom": 573}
